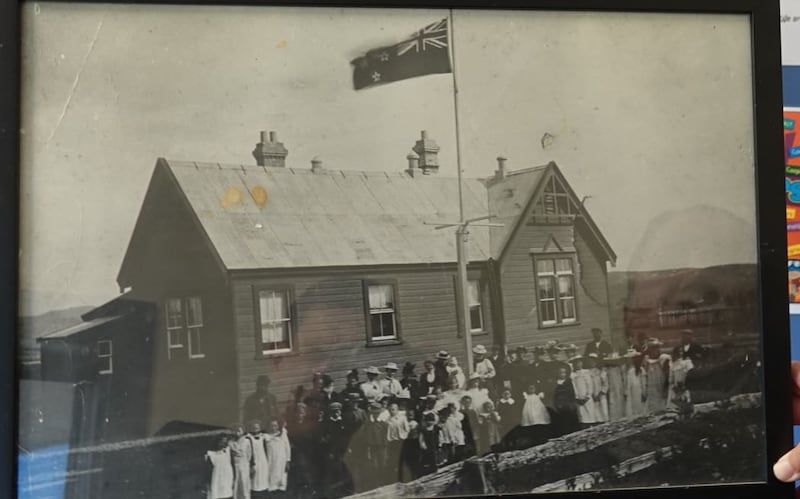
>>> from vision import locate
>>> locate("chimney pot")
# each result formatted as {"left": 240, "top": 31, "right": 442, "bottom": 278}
{"left": 311, "top": 156, "right": 323, "bottom": 173}
{"left": 421, "top": 130, "right": 429, "bottom": 140}
{"left": 495, "top": 155, "right": 508, "bottom": 179}
{"left": 253, "top": 130, "right": 288, "bottom": 167}
{"left": 405, "top": 151, "right": 420, "bottom": 176}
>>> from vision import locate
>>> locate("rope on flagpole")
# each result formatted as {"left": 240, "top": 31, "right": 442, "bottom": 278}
{"left": 449, "top": 9, "right": 465, "bottom": 224}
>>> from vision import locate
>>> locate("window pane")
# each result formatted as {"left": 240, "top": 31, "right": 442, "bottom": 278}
{"left": 558, "top": 275, "right": 575, "bottom": 298}
{"left": 555, "top": 258, "right": 573, "bottom": 274}
{"left": 371, "top": 314, "right": 383, "bottom": 338}
{"left": 541, "top": 300, "right": 556, "bottom": 322}
{"left": 189, "top": 328, "right": 202, "bottom": 356}
{"left": 470, "top": 306, "right": 483, "bottom": 331}
{"left": 167, "top": 299, "right": 183, "bottom": 328}
{"left": 368, "top": 284, "right": 393, "bottom": 310}
{"left": 186, "top": 297, "right": 203, "bottom": 326}
{"left": 98, "top": 358, "right": 111, "bottom": 373}
{"left": 537, "top": 259, "right": 554, "bottom": 275}
{"left": 467, "top": 280, "right": 481, "bottom": 306}
{"left": 538, "top": 277, "right": 555, "bottom": 299}
{"left": 260, "top": 290, "right": 288, "bottom": 323}
{"left": 381, "top": 313, "right": 396, "bottom": 337}
{"left": 561, "top": 298, "right": 577, "bottom": 320}
{"left": 169, "top": 329, "right": 183, "bottom": 347}
{"left": 556, "top": 195, "right": 569, "bottom": 214}
{"left": 97, "top": 341, "right": 111, "bottom": 356}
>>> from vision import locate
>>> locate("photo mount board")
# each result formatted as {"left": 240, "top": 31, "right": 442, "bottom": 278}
{"left": 3, "top": 0, "right": 792, "bottom": 498}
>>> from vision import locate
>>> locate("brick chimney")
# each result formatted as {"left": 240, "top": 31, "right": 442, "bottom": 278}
{"left": 412, "top": 130, "right": 440, "bottom": 175}
{"left": 311, "top": 156, "right": 324, "bottom": 174}
{"left": 252, "top": 130, "right": 288, "bottom": 168}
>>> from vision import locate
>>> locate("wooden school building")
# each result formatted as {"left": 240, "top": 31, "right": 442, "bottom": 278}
{"left": 39, "top": 130, "right": 616, "bottom": 438}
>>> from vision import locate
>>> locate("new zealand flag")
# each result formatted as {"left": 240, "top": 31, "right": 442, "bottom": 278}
{"left": 351, "top": 18, "right": 452, "bottom": 90}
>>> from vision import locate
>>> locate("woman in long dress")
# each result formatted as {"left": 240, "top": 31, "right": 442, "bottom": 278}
{"left": 264, "top": 419, "right": 291, "bottom": 494}
{"left": 229, "top": 424, "right": 252, "bottom": 499}
{"left": 643, "top": 339, "right": 671, "bottom": 414}
{"left": 570, "top": 357, "right": 596, "bottom": 427}
{"left": 667, "top": 353, "right": 694, "bottom": 409}
{"left": 587, "top": 354, "right": 609, "bottom": 423}
{"left": 604, "top": 354, "right": 627, "bottom": 421}
{"left": 624, "top": 350, "right": 646, "bottom": 417}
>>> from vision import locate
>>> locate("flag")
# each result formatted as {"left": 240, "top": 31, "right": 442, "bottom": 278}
{"left": 351, "top": 18, "right": 452, "bottom": 90}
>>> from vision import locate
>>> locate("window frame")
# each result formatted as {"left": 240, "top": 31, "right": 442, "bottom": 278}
{"left": 532, "top": 253, "right": 580, "bottom": 328}
{"left": 254, "top": 286, "right": 295, "bottom": 357}
{"left": 97, "top": 339, "right": 113, "bottom": 375}
{"left": 165, "top": 297, "right": 185, "bottom": 360}
{"left": 363, "top": 280, "right": 402, "bottom": 346}
{"left": 186, "top": 296, "right": 205, "bottom": 359}
{"left": 467, "top": 278, "right": 486, "bottom": 334}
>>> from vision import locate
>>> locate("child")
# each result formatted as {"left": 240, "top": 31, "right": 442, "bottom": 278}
{"left": 624, "top": 349, "right": 647, "bottom": 417}
{"left": 440, "top": 403, "right": 465, "bottom": 463}
{"left": 459, "top": 395, "right": 480, "bottom": 459}
{"left": 376, "top": 394, "right": 391, "bottom": 422}
{"left": 520, "top": 384, "right": 551, "bottom": 447}
{"left": 385, "top": 402, "right": 410, "bottom": 481}
{"left": 264, "top": 418, "right": 291, "bottom": 494}
{"left": 465, "top": 373, "right": 490, "bottom": 412}
{"left": 205, "top": 434, "right": 235, "bottom": 499}
{"left": 446, "top": 356, "right": 467, "bottom": 389}
{"left": 418, "top": 412, "right": 442, "bottom": 477}
{"left": 496, "top": 389, "right": 520, "bottom": 450}
{"left": 228, "top": 424, "right": 252, "bottom": 499}
{"left": 478, "top": 400, "right": 502, "bottom": 456}
{"left": 245, "top": 420, "right": 269, "bottom": 499}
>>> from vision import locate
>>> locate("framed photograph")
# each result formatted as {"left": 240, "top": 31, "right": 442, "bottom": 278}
{"left": 7, "top": 0, "right": 791, "bottom": 498}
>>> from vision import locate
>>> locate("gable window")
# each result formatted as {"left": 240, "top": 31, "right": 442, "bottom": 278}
{"left": 468, "top": 280, "right": 484, "bottom": 333}
{"left": 257, "top": 289, "right": 293, "bottom": 355}
{"left": 166, "top": 297, "right": 204, "bottom": 359}
{"left": 535, "top": 256, "right": 578, "bottom": 326}
{"left": 97, "top": 340, "right": 113, "bottom": 375}
{"left": 532, "top": 175, "right": 581, "bottom": 222}
{"left": 366, "top": 283, "right": 399, "bottom": 343}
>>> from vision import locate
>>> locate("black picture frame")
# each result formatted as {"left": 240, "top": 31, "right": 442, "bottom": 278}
{"left": 2, "top": 0, "right": 791, "bottom": 498}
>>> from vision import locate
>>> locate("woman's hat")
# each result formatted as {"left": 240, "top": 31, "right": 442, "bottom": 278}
{"left": 472, "top": 344, "right": 488, "bottom": 355}
{"left": 346, "top": 368, "right": 359, "bottom": 380}
{"left": 365, "top": 366, "right": 381, "bottom": 375}
{"left": 402, "top": 362, "right": 416, "bottom": 375}
{"left": 384, "top": 362, "right": 399, "bottom": 371}
{"left": 329, "top": 402, "right": 343, "bottom": 411}
{"left": 437, "top": 350, "right": 451, "bottom": 360}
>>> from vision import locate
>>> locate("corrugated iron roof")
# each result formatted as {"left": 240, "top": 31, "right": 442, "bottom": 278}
{"left": 165, "top": 160, "right": 500, "bottom": 270}
{"left": 37, "top": 315, "right": 124, "bottom": 341}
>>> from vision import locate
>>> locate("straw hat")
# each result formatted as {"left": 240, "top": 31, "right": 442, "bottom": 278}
{"left": 384, "top": 362, "right": 399, "bottom": 371}
{"left": 365, "top": 366, "right": 381, "bottom": 375}
{"left": 436, "top": 350, "right": 451, "bottom": 360}
{"left": 473, "top": 345, "right": 488, "bottom": 355}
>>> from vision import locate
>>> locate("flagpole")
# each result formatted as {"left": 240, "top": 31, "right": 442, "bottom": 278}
{"left": 448, "top": 9, "right": 475, "bottom": 376}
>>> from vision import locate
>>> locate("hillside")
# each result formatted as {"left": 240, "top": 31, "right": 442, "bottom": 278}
{"left": 18, "top": 306, "right": 94, "bottom": 363}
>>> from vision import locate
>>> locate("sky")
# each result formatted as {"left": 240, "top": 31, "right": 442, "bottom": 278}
{"left": 19, "top": 4, "right": 758, "bottom": 315}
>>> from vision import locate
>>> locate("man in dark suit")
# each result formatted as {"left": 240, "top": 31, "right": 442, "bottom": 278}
{"left": 584, "top": 328, "right": 613, "bottom": 359}
{"left": 243, "top": 374, "right": 278, "bottom": 429}
{"left": 672, "top": 329, "right": 706, "bottom": 366}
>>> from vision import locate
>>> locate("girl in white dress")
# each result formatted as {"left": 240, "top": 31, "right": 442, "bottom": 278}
{"left": 446, "top": 357, "right": 467, "bottom": 390}
{"left": 587, "top": 355, "right": 609, "bottom": 423}
{"left": 643, "top": 339, "right": 671, "bottom": 414}
{"left": 245, "top": 421, "right": 269, "bottom": 499}
{"left": 466, "top": 373, "right": 490, "bottom": 411}
{"left": 520, "top": 383, "right": 551, "bottom": 446}
{"left": 205, "top": 435, "right": 235, "bottom": 499}
{"left": 264, "top": 419, "right": 291, "bottom": 493}
{"left": 228, "top": 424, "right": 252, "bottom": 499}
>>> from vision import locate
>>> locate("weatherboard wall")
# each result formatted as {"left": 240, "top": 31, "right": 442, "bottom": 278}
{"left": 500, "top": 219, "right": 612, "bottom": 350}
{"left": 231, "top": 265, "right": 495, "bottom": 414}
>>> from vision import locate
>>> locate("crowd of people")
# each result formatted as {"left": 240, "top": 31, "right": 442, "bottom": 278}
{"left": 203, "top": 328, "right": 709, "bottom": 499}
